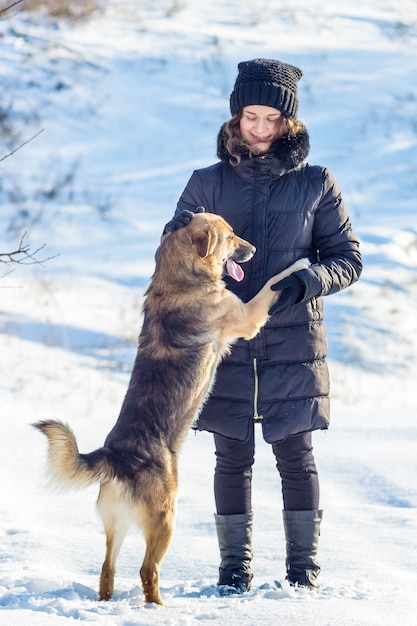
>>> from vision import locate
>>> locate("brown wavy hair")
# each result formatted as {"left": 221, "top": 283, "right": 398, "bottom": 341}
{"left": 223, "top": 111, "right": 305, "bottom": 166}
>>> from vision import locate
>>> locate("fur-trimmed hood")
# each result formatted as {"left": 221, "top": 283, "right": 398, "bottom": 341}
{"left": 216, "top": 123, "right": 310, "bottom": 173}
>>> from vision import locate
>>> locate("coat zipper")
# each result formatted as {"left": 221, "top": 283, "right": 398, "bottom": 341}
{"left": 253, "top": 358, "right": 263, "bottom": 421}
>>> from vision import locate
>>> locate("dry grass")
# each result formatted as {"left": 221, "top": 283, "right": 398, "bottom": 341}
{"left": 1, "top": 0, "right": 102, "bottom": 21}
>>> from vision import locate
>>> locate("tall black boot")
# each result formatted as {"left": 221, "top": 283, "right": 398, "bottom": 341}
{"left": 282, "top": 509, "right": 323, "bottom": 589}
{"left": 214, "top": 512, "right": 253, "bottom": 594}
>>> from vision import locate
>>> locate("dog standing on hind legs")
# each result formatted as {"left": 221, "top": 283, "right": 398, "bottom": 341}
{"left": 33, "top": 211, "right": 309, "bottom": 605}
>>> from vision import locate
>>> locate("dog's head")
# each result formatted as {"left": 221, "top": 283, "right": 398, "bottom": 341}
{"left": 181, "top": 212, "right": 256, "bottom": 282}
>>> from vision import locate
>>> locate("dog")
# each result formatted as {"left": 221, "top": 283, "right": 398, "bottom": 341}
{"left": 33, "top": 212, "right": 309, "bottom": 605}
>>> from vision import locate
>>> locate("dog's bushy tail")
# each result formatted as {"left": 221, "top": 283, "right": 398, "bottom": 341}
{"left": 33, "top": 419, "right": 113, "bottom": 490}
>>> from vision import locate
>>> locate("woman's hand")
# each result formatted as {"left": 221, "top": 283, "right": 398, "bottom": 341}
{"left": 269, "top": 274, "right": 305, "bottom": 313}
{"left": 163, "top": 206, "right": 205, "bottom": 234}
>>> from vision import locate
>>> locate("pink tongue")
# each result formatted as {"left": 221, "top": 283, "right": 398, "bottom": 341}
{"left": 226, "top": 258, "right": 244, "bottom": 282}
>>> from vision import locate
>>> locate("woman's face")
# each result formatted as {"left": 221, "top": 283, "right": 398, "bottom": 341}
{"left": 239, "top": 105, "right": 282, "bottom": 152}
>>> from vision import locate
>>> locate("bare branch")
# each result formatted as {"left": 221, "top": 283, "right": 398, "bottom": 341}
{"left": 0, "top": 129, "right": 45, "bottom": 162}
{"left": 0, "top": 232, "right": 59, "bottom": 268}
{"left": 0, "top": 0, "right": 25, "bottom": 17}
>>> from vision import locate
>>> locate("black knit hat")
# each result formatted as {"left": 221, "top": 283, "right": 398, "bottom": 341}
{"left": 229, "top": 58, "right": 302, "bottom": 119}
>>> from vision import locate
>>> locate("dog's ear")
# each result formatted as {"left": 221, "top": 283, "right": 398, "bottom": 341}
{"left": 192, "top": 229, "right": 212, "bottom": 258}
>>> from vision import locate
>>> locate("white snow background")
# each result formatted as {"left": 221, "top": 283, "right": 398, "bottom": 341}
{"left": 1, "top": 1, "right": 417, "bottom": 624}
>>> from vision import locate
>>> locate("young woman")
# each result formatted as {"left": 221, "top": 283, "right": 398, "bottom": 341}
{"left": 165, "top": 58, "right": 362, "bottom": 593}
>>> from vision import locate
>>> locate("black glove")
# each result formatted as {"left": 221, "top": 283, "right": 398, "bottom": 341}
{"left": 163, "top": 206, "right": 205, "bottom": 235}
{"left": 269, "top": 274, "right": 305, "bottom": 314}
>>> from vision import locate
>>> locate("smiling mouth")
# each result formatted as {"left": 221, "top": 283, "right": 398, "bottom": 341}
{"left": 251, "top": 135, "right": 272, "bottom": 143}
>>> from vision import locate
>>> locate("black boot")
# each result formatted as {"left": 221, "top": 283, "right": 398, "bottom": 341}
{"left": 282, "top": 509, "right": 323, "bottom": 589}
{"left": 214, "top": 512, "right": 253, "bottom": 595}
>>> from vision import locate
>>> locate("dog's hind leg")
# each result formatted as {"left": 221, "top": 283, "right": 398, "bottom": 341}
{"left": 97, "top": 482, "right": 131, "bottom": 601}
{"left": 139, "top": 487, "right": 177, "bottom": 605}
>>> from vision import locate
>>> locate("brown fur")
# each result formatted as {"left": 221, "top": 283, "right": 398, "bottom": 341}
{"left": 33, "top": 212, "right": 309, "bottom": 605}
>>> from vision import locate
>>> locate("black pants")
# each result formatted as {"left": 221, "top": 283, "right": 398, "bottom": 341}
{"left": 214, "top": 427, "right": 319, "bottom": 515}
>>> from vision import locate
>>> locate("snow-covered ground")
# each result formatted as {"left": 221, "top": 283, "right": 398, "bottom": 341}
{"left": 1, "top": 1, "right": 417, "bottom": 624}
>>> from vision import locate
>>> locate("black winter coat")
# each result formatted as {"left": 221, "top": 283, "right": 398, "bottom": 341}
{"left": 175, "top": 126, "right": 362, "bottom": 444}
